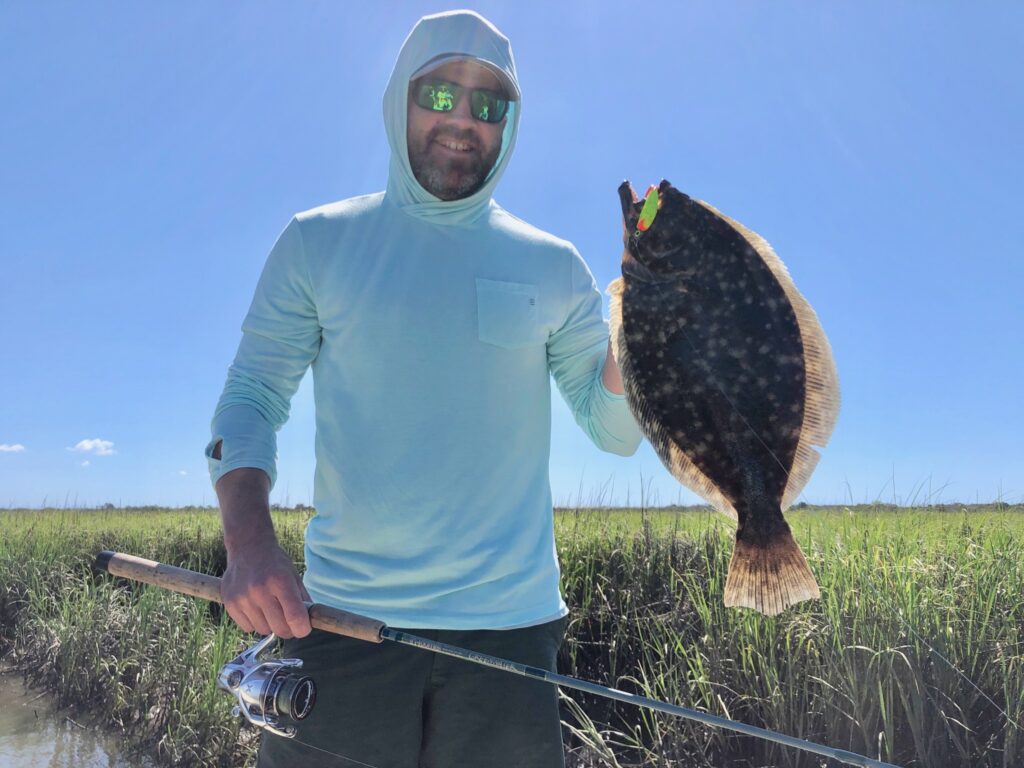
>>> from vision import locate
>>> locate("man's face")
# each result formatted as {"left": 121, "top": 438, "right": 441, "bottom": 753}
{"left": 406, "top": 60, "right": 507, "bottom": 201}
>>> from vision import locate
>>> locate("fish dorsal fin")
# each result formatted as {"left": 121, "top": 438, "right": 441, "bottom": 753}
{"left": 692, "top": 200, "right": 841, "bottom": 509}
{"left": 608, "top": 275, "right": 739, "bottom": 521}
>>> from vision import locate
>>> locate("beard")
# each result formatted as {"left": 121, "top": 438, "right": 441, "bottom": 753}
{"left": 408, "top": 125, "right": 502, "bottom": 201}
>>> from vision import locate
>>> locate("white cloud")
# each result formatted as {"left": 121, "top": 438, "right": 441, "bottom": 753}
{"left": 68, "top": 438, "right": 116, "bottom": 456}
{"left": 81, "top": 460, "right": 90, "bottom": 467}
{"left": 0, "top": 443, "right": 26, "bottom": 453}
{"left": 178, "top": 470, "right": 187, "bottom": 476}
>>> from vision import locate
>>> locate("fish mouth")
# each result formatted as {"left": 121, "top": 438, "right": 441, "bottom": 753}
{"left": 617, "top": 180, "right": 641, "bottom": 231}
{"left": 618, "top": 179, "right": 672, "bottom": 232}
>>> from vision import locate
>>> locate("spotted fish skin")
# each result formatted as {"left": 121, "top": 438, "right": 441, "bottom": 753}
{"left": 608, "top": 179, "right": 840, "bottom": 615}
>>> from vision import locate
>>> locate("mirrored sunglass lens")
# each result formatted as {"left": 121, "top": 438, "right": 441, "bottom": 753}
{"left": 471, "top": 91, "right": 507, "bottom": 122}
{"left": 418, "top": 82, "right": 457, "bottom": 112}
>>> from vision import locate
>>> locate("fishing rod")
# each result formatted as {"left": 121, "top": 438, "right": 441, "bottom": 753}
{"left": 94, "top": 550, "right": 902, "bottom": 768}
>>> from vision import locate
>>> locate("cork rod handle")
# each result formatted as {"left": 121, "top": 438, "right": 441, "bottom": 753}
{"left": 94, "top": 550, "right": 386, "bottom": 644}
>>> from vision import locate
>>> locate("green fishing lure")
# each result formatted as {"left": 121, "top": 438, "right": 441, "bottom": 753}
{"left": 635, "top": 184, "right": 660, "bottom": 235}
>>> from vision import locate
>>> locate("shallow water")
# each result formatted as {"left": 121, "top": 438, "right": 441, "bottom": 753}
{"left": 0, "top": 671, "right": 153, "bottom": 767}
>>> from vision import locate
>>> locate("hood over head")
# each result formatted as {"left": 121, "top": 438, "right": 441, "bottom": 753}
{"left": 383, "top": 10, "right": 521, "bottom": 226}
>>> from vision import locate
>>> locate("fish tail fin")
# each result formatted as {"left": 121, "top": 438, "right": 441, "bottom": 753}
{"left": 723, "top": 524, "right": 820, "bottom": 616}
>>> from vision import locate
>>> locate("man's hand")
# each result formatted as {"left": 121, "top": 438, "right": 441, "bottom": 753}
{"left": 221, "top": 541, "right": 313, "bottom": 638}
{"left": 601, "top": 339, "right": 625, "bottom": 395}
{"left": 213, "top": 464, "right": 312, "bottom": 638}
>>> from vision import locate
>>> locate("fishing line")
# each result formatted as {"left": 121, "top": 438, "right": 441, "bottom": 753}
{"left": 288, "top": 735, "right": 384, "bottom": 768}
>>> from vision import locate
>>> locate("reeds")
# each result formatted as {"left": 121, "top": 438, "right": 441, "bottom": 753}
{"left": 556, "top": 507, "right": 1024, "bottom": 767}
{"left": 1, "top": 504, "right": 1021, "bottom": 767}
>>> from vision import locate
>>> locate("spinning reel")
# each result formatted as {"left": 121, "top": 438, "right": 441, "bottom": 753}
{"left": 217, "top": 633, "right": 317, "bottom": 738}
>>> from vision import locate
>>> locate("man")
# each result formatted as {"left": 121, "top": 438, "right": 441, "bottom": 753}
{"left": 206, "top": 10, "right": 642, "bottom": 767}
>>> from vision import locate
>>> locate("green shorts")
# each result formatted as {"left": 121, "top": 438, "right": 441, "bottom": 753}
{"left": 255, "top": 615, "right": 569, "bottom": 768}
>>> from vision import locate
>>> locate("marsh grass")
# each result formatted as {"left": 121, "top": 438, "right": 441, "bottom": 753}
{"left": 1, "top": 504, "right": 1022, "bottom": 767}
{"left": 557, "top": 507, "right": 1024, "bottom": 767}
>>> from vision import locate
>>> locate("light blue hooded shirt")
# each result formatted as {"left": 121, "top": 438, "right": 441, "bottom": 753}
{"left": 205, "top": 10, "right": 643, "bottom": 629}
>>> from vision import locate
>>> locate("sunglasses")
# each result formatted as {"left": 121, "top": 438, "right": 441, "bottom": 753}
{"left": 411, "top": 78, "right": 509, "bottom": 124}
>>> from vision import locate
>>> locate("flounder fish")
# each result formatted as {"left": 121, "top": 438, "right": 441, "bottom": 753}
{"left": 608, "top": 179, "right": 840, "bottom": 616}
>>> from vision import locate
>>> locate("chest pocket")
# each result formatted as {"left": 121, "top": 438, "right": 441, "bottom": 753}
{"left": 476, "top": 278, "right": 543, "bottom": 349}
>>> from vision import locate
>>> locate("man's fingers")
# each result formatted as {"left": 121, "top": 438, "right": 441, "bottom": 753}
{"left": 220, "top": 553, "right": 310, "bottom": 637}
{"left": 225, "top": 606, "right": 250, "bottom": 634}
{"left": 226, "top": 601, "right": 255, "bottom": 633}
{"left": 256, "top": 597, "right": 293, "bottom": 638}
{"left": 271, "top": 579, "right": 313, "bottom": 637}
{"left": 245, "top": 599, "right": 275, "bottom": 636}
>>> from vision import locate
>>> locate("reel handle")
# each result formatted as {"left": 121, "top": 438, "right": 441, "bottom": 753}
{"left": 95, "top": 550, "right": 386, "bottom": 643}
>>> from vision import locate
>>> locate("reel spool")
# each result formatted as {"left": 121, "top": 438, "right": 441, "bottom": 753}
{"left": 217, "top": 633, "right": 317, "bottom": 738}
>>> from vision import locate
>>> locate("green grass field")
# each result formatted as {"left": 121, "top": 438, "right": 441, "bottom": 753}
{"left": 1, "top": 505, "right": 1021, "bottom": 767}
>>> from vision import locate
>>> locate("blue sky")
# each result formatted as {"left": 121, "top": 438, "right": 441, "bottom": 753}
{"left": 1, "top": 2, "right": 1021, "bottom": 508}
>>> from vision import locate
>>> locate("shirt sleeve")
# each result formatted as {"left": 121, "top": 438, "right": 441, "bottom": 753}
{"left": 205, "top": 216, "right": 322, "bottom": 490}
{"left": 546, "top": 248, "right": 643, "bottom": 457}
